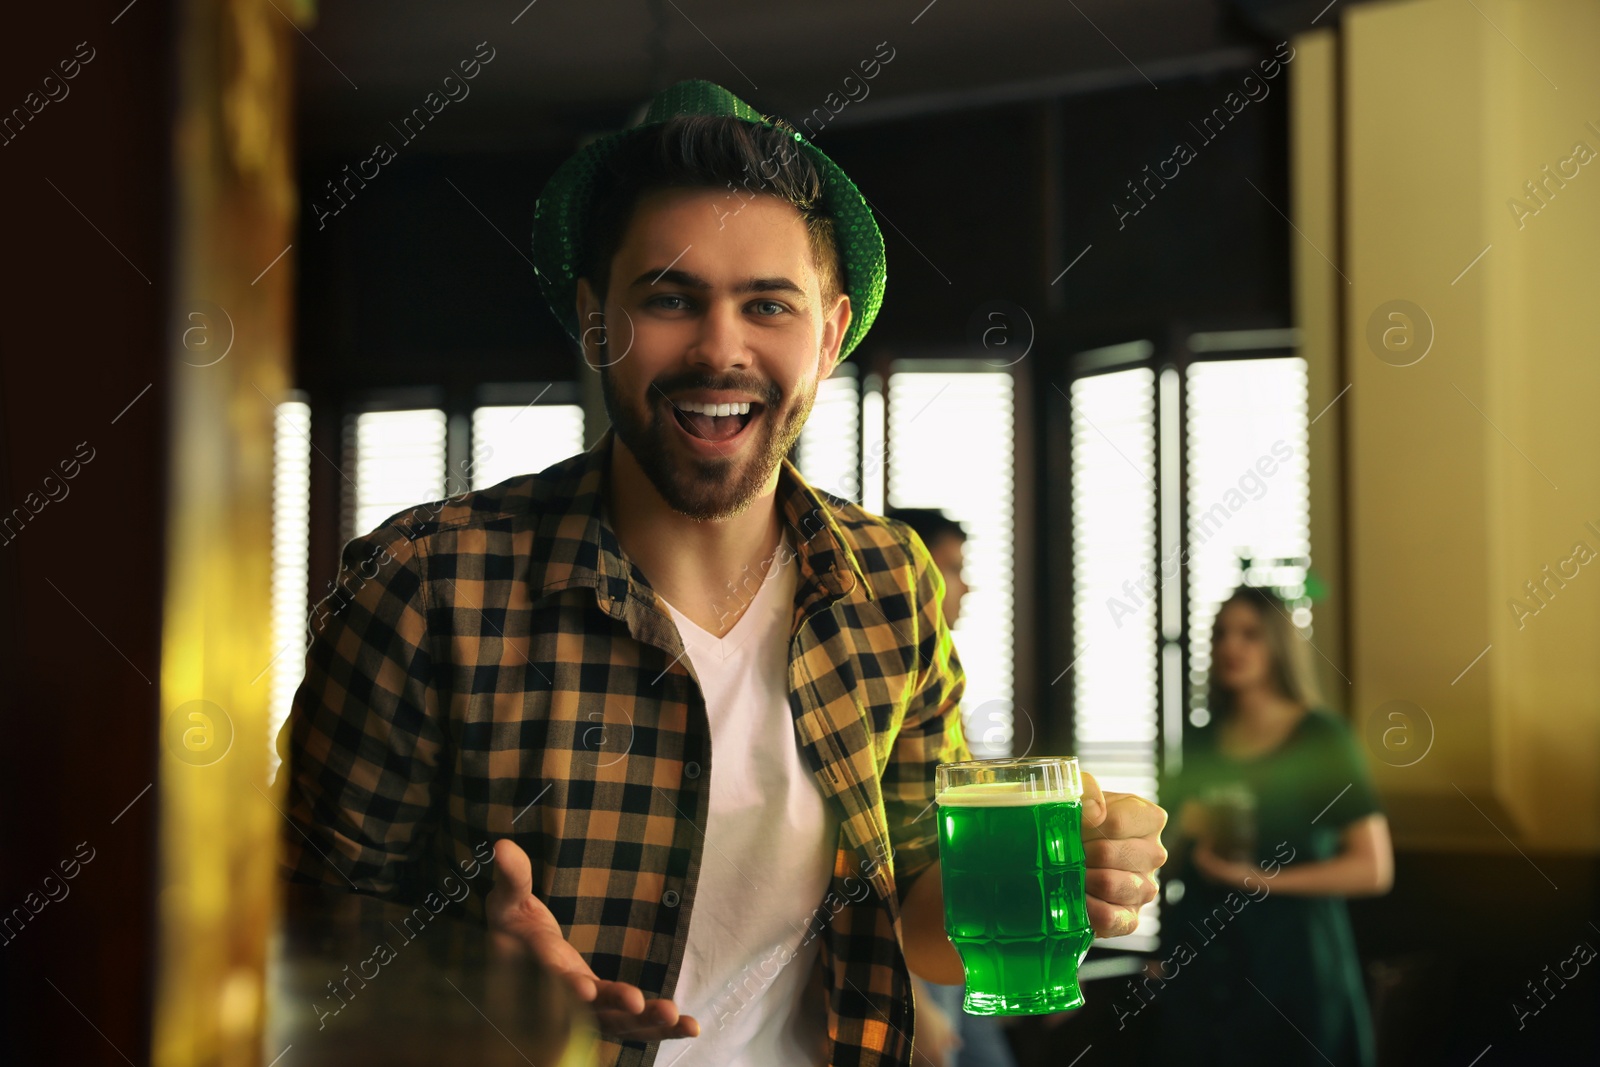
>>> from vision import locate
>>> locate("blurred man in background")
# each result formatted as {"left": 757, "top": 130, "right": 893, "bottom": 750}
{"left": 888, "top": 507, "right": 1018, "bottom": 1067}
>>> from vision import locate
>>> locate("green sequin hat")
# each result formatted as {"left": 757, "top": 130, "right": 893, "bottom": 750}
{"left": 531, "top": 79, "right": 887, "bottom": 362}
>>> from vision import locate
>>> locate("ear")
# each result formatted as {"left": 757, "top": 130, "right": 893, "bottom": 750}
{"left": 818, "top": 292, "right": 852, "bottom": 381}
{"left": 575, "top": 277, "right": 604, "bottom": 363}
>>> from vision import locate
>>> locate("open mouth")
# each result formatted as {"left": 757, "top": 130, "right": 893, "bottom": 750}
{"left": 669, "top": 400, "right": 764, "bottom": 444}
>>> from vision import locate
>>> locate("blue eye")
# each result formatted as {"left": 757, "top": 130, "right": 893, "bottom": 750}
{"left": 752, "top": 300, "right": 787, "bottom": 316}
{"left": 649, "top": 294, "right": 690, "bottom": 311}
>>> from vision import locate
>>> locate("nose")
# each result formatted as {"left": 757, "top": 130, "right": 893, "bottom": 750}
{"left": 688, "top": 299, "right": 751, "bottom": 372}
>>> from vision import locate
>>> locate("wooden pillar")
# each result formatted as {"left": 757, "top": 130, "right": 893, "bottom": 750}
{"left": 153, "top": 0, "right": 301, "bottom": 1063}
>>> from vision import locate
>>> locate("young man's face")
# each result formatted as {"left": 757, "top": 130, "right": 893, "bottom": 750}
{"left": 928, "top": 533, "right": 969, "bottom": 628}
{"left": 577, "top": 186, "right": 851, "bottom": 521}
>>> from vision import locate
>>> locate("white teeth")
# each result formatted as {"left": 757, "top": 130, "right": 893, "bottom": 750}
{"left": 679, "top": 400, "right": 754, "bottom": 416}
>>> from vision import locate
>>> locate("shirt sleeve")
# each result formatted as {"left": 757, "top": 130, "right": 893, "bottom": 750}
{"left": 880, "top": 526, "right": 972, "bottom": 898}
{"left": 1311, "top": 710, "right": 1384, "bottom": 829}
{"left": 274, "top": 527, "right": 447, "bottom": 902}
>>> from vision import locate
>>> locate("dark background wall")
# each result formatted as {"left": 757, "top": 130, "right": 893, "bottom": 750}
{"left": 295, "top": 146, "right": 575, "bottom": 394}
{"left": 1, "top": 3, "right": 170, "bottom": 1064}
{"left": 293, "top": 70, "right": 1295, "bottom": 388}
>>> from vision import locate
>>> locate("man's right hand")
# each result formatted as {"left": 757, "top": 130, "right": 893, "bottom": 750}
{"left": 487, "top": 838, "right": 701, "bottom": 1042}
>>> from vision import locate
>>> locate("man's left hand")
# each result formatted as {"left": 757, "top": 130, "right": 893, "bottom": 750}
{"left": 1080, "top": 771, "right": 1167, "bottom": 938}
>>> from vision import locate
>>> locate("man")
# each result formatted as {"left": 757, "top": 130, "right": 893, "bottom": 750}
{"left": 278, "top": 80, "right": 1166, "bottom": 1067}
{"left": 883, "top": 510, "right": 971, "bottom": 628}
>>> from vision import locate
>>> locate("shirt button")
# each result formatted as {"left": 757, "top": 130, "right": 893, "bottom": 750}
{"left": 662, "top": 890, "right": 680, "bottom": 907}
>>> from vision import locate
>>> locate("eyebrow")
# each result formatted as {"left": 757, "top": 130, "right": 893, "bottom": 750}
{"left": 628, "top": 267, "right": 806, "bottom": 298}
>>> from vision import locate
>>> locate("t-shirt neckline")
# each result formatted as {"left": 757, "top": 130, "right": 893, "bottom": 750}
{"left": 662, "top": 530, "right": 794, "bottom": 651}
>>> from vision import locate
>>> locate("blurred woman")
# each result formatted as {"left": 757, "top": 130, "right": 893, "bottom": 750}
{"left": 1149, "top": 586, "right": 1393, "bottom": 1067}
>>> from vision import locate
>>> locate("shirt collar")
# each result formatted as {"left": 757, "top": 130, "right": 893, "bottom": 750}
{"left": 524, "top": 427, "right": 875, "bottom": 620}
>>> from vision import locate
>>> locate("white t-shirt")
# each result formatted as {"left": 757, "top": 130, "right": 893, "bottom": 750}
{"left": 656, "top": 531, "right": 840, "bottom": 1067}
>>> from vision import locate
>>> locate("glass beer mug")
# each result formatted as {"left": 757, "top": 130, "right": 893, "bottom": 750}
{"left": 935, "top": 756, "right": 1093, "bottom": 1014}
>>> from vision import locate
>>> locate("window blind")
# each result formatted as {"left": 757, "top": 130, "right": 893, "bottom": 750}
{"left": 887, "top": 367, "right": 1016, "bottom": 759}
{"left": 344, "top": 408, "right": 449, "bottom": 541}
{"left": 1184, "top": 357, "right": 1312, "bottom": 726}
{"left": 267, "top": 397, "right": 311, "bottom": 778}
{"left": 470, "top": 403, "right": 586, "bottom": 489}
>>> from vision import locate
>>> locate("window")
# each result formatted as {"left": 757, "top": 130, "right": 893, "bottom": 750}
{"left": 797, "top": 361, "right": 1020, "bottom": 758}
{"left": 1184, "top": 356, "right": 1311, "bottom": 726}
{"left": 330, "top": 386, "right": 583, "bottom": 574}
{"left": 344, "top": 408, "right": 449, "bottom": 540}
{"left": 1064, "top": 331, "right": 1312, "bottom": 952}
{"left": 471, "top": 403, "right": 587, "bottom": 489}
{"left": 267, "top": 389, "right": 583, "bottom": 767}
{"left": 267, "top": 396, "right": 311, "bottom": 777}
{"left": 795, "top": 364, "right": 860, "bottom": 504}
{"left": 887, "top": 364, "right": 1017, "bottom": 758}
{"left": 1068, "top": 365, "right": 1160, "bottom": 799}
{"left": 1067, "top": 343, "right": 1314, "bottom": 789}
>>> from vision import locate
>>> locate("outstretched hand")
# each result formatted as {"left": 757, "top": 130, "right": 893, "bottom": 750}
{"left": 486, "top": 838, "right": 700, "bottom": 1041}
{"left": 1079, "top": 771, "right": 1168, "bottom": 938}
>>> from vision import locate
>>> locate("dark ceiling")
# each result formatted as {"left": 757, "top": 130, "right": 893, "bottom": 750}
{"left": 292, "top": 0, "right": 1327, "bottom": 154}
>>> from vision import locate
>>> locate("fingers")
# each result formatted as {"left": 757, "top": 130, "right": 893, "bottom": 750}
{"left": 1086, "top": 858, "right": 1156, "bottom": 939}
{"left": 557, "top": 969, "right": 598, "bottom": 1004}
{"left": 1080, "top": 790, "right": 1166, "bottom": 939}
{"left": 588, "top": 978, "right": 647, "bottom": 1017}
{"left": 478, "top": 841, "right": 687, "bottom": 1041}
{"left": 557, "top": 970, "right": 690, "bottom": 1041}
{"left": 485, "top": 844, "right": 612, "bottom": 999}
{"left": 1086, "top": 895, "right": 1143, "bottom": 940}
{"left": 486, "top": 839, "right": 538, "bottom": 945}
{"left": 1085, "top": 831, "right": 1167, "bottom": 878}
{"left": 1086, "top": 867, "right": 1159, "bottom": 912}
{"left": 595, "top": 999, "right": 701, "bottom": 1041}
{"left": 490, "top": 838, "right": 534, "bottom": 900}
{"left": 1088, "top": 792, "right": 1168, "bottom": 843}
{"left": 1079, "top": 770, "right": 1106, "bottom": 827}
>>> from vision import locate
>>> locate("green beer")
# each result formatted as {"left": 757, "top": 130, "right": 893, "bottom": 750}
{"left": 936, "top": 759, "right": 1092, "bottom": 1015}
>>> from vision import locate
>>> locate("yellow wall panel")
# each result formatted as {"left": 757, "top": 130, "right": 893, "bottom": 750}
{"left": 1341, "top": 0, "right": 1600, "bottom": 851}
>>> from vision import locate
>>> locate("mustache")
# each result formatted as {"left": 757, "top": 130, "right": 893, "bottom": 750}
{"left": 652, "top": 371, "right": 782, "bottom": 408}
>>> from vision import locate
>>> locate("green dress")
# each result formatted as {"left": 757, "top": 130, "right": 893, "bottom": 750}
{"left": 1148, "top": 709, "right": 1381, "bottom": 1067}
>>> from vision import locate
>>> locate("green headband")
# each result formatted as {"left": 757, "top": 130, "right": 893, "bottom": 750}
{"left": 531, "top": 79, "right": 887, "bottom": 362}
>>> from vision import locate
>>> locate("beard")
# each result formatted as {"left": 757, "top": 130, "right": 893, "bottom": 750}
{"left": 601, "top": 363, "right": 815, "bottom": 522}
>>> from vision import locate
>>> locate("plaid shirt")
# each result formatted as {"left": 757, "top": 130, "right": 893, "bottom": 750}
{"left": 278, "top": 427, "right": 971, "bottom": 1067}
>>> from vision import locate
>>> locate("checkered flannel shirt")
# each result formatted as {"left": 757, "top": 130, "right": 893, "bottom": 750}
{"left": 277, "top": 427, "right": 972, "bottom": 1067}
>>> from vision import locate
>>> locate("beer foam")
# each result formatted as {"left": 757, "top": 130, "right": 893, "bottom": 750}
{"left": 935, "top": 782, "right": 1078, "bottom": 807}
